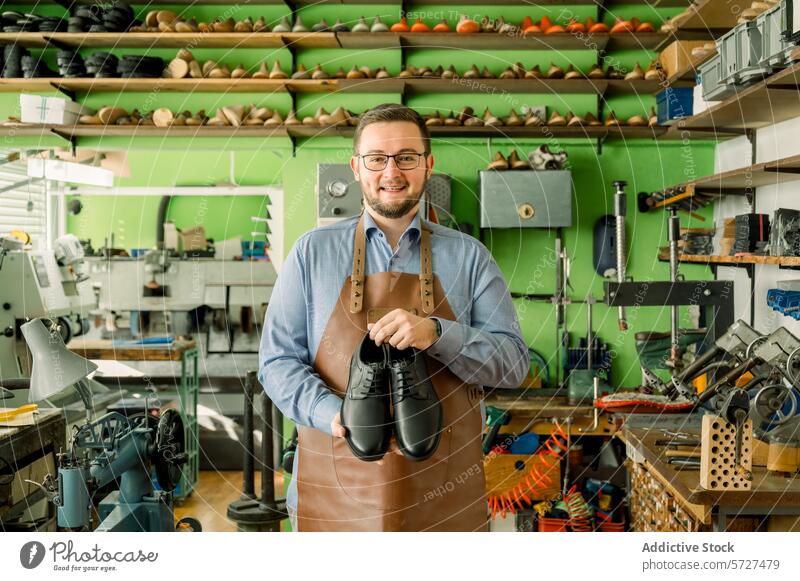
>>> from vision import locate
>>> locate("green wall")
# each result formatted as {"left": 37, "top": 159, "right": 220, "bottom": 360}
{"left": 1, "top": 3, "right": 716, "bottom": 387}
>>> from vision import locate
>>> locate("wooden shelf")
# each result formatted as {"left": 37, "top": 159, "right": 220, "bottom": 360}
{"left": 658, "top": 153, "right": 800, "bottom": 196}
{"left": 0, "top": 77, "right": 656, "bottom": 97}
{"left": 660, "top": 57, "right": 800, "bottom": 140}
{"left": 0, "top": 32, "right": 337, "bottom": 50}
{"left": 0, "top": 30, "right": 675, "bottom": 51}
{"left": 667, "top": 0, "right": 751, "bottom": 32}
{"left": 338, "top": 31, "right": 673, "bottom": 51}
{"left": 653, "top": 0, "right": 750, "bottom": 49}
{"left": 9, "top": 0, "right": 692, "bottom": 5}
{"left": 0, "top": 78, "right": 288, "bottom": 94}
{"left": 658, "top": 250, "right": 800, "bottom": 267}
{"left": 0, "top": 122, "right": 668, "bottom": 140}
{"left": 288, "top": 126, "right": 663, "bottom": 140}
{"left": 0, "top": 76, "right": 682, "bottom": 95}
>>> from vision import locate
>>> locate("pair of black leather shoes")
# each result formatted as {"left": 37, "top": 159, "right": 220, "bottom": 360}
{"left": 341, "top": 333, "right": 442, "bottom": 462}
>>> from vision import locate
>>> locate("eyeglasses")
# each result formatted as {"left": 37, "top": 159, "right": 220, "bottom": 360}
{"left": 359, "top": 152, "right": 427, "bottom": 171}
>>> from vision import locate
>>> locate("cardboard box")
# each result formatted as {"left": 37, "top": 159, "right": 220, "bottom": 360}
{"left": 659, "top": 40, "right": 709, "bottom": 79}
{"left": 181, "top": 225, "right": 208, "bottom": 251}
{"left": 163, "top": 223, "right": 182, "bottom": 252}
{"left": 20, "top": 94, "right": 95, "bottom": 125}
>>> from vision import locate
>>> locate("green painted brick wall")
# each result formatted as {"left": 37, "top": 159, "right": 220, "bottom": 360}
{"left": 1, "top": 3, "right": 716, "bottom": 388}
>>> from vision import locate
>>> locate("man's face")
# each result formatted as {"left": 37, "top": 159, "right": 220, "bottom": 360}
{"left": 350, "top": 121, "right": 434, "bottom": 219}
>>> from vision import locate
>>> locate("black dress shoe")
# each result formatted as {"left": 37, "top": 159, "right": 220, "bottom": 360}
{"left": 387, "top": 346, "right": 442, "bottom": 461}
{"left": 341, "top": 333, "right": 392, "bottom": 461}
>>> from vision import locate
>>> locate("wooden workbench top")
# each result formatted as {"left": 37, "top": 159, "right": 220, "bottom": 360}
{"left": 0, "top": 408, "right": 62, "bottom": 439}
{"left": 623, "top": 426, "right": 800, "bottom": 508}
{"left": 484, "top": 394, "right": 596, "bottom": 417}
{"left": 67, "top": 338, "right": 196, "bottom": 362}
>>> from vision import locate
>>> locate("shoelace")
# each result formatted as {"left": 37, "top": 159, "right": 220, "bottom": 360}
{"left": 354, "top": 366, "right": 384, "bottom": 398}
{"left": 392, "top": 365, "right": 425, "bottom": 401}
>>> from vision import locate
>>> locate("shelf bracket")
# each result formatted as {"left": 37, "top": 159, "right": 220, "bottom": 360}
{"left": 597, "top": 0, "right": 608, "bottom": 30}
{"left": 745, "top": 128, "right": 756, "bottom": 164}
{"left": 596, "top": 134, "right": 607, "bottom": 156}
{"left": 41, "top": 34, "right": 73, "bottom": 52}
{"left": 48, "top": 128, "right": 76, "bottom": 156}
{"left": 50, "top": 81, "right": 76, "bottom": 103}
{"left": 766, "top": 166, "right": 800, "bottom": 175}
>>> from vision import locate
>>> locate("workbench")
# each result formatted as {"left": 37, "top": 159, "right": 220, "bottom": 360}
{"left": 622, "top": 424, "right": 800, "bottom": 531}
{"left": 67, "top": 338, "right": 199, "bottom": 502}
{"left": 483, "top": 392, "right": 616, "bottom": 437}
{"left": 0, "top": 408, "right": 65, "bottom": 530}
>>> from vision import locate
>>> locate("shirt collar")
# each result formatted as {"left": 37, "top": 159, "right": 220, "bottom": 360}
{"left": 363, "top": 211, "right": 422, "bottom": 243}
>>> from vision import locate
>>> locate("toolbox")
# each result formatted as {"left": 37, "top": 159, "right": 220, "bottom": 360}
{"left": 700, "top": 54, "right": 739, "bottom": 101}
{"left": 761, "top": 2, "right": 794, "bottom": 67}
{"left": 656, "top": 87, "right": 694, "bottom": 124}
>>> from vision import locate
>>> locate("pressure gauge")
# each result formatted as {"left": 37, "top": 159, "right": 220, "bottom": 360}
{"left": 327, "top": 180, "right": 348, "bottom": 198}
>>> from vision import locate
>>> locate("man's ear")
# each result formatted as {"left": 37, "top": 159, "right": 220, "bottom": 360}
{"left": 426, "top": 153, "right": 434, "bottom": 179}
{"left": 350, "top": 155, "right": 360, "bottom": 180}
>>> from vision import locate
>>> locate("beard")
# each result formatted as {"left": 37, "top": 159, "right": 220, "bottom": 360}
{"left": 362, "top": 182, "right": 425, "bottom": 219}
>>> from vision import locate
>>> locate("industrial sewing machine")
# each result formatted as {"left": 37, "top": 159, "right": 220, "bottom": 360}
{"left": 84, "top": 251, "right": 276, "bottom": 356}
{"left": 0, "top": 236, "right": 124, "bottom": 530}
{"left": 19, "top": 319, "right": 194, "bottom": 531}
{"left": 0, "top": 234, "right": 119, "bottom": 414}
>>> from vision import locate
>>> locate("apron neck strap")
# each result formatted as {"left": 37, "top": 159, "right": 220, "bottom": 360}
{"left": 350, "top": 212, "right": 434, "bottom": 315}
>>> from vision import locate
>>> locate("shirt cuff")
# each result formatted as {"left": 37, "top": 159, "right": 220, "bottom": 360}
{"left": 426, "top": 317, "right": 465, "bottom": 364}
{"left": 311, "top": 392, "right": 343, "bottom": 435}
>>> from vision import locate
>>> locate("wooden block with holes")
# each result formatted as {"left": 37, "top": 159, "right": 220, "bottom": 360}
{"left": 484, "top": 453, "right": 560, "bottom": 500}
{"left": 700, "top": 415, "right": 752, "bottom": 491}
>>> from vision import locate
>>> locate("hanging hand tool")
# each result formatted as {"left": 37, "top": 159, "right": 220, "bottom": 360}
{"left": 612, "top": 181, "right": 628, "bottom": 331}
{"left": 483, "top": 406, "right": 511, "bottom": 454}
{"left": 554, "top": 230, "right": 569, "bottom": 388}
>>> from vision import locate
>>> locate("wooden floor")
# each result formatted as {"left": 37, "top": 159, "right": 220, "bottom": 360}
{"left": 174, "top": 470, "right": 289, "bottom": 532}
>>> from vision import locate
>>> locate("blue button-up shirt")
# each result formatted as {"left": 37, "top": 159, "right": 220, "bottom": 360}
{"left": 259, "top": 211, "right": 529, "bottom": 511}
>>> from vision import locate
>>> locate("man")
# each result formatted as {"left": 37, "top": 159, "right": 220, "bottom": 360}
{"left": 260, "top": 103, "right": 528, "bottom": 531}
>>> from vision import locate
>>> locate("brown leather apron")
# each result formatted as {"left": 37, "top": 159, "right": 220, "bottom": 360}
{"left": 296, "top": 214, "right": 488, "bottom": 531}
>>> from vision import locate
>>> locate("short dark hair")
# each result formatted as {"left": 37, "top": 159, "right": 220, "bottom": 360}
{"left": 353, "top": 103, "right": 431, "bottom": 155}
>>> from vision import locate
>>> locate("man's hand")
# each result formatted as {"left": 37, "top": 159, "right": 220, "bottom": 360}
{"left": 368, "top": 308, "right": 438, "bottom": 351}
{"left": 331, "top": 412, "right": 346, "bottom": 438}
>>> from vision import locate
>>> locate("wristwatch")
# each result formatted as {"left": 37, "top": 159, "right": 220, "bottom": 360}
{"left": 430, "top": 317, "right": 442, "bottom": 341}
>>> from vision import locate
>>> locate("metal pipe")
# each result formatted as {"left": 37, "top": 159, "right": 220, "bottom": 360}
{"left": 586, "top": 296, "right": 593, "bottom": 372}
{"left": 555, "top": 233, "right": 564, "bottom": 388}
{"left": 260, "top": 390, "right": 277, "bottom": 511}
{"left": 613, "top": 181, "right": 628, "bottom": 331}
{"left": 242, "top": 371, "right": 256, "bottom": 500}
{"left": 668, "top": 208, "right": 681, "bottom": 368}
{"left": 272, "top": 398, "right": 283, "bottom": 473}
